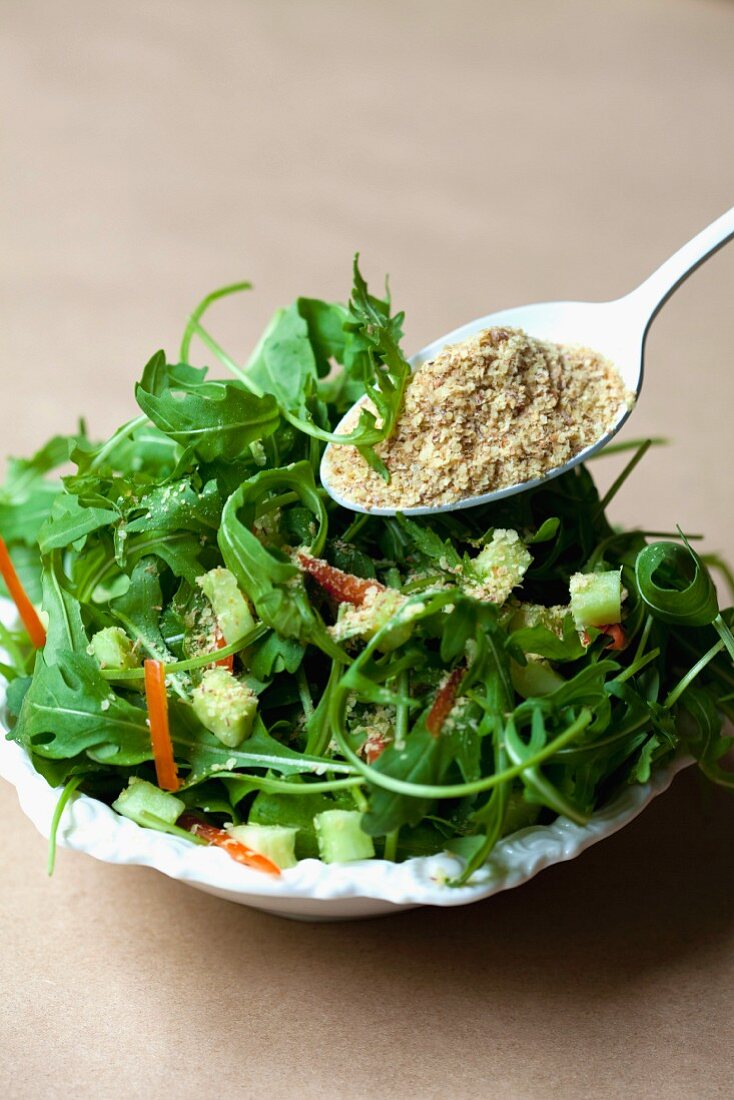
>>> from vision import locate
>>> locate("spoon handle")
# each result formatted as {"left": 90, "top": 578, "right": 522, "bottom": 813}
{"left": 627, "top": 205, "right": 734, "bottom": 327}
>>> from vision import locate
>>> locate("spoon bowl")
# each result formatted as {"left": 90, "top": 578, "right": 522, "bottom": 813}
{"left": 321, "top": 206, "right": 734, "bottom": 516}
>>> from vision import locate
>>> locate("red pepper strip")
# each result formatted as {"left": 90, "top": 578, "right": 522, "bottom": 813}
{"left": 178, "top": 813, "right": 281, "bottom": 876}
{"left": 0, "top": 536, "right": 47, "bottom": 649}
{"left": 426, "top": 668, "right": 464, "bottom": 737}
{"left": 297, "top": 551, "right": 385, "bottom": 607}
{"left": 143, "top": 659, "right": 180, "bottom": 792}
{"left": 214, "top": 633, "right": 234, "bottom": 672}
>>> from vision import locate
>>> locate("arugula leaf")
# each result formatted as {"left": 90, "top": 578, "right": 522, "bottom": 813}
{"left": 217, "top": 462, "right": 343, "bottom": 657}
{"left": 246, "top": 304, "right": 321, "bottom": 413}
{"left": 135, "top": 352, "right": 280, "bottom": 462}
{"left": 0, "top": 543, "right": 43, "bottom": 604}
{"left": 361, "top": 732, "right": 448, "bottom": 836}
{"left": 110, "top": 558, "right": 175, "bottom": 665}
{"left": 41, "top": 554, "right": 88, "bottom": 663}
{"left": 175, "top": 717, "right": 342, "bottom": 782}
{"left": 0, "top": 484, "right": 62, "bottom": 546}
{"left": 38, "top": 494, "right": 118, "bottom": 553}
{"left": 248, "top": 633, "right": 305, "bottom": 680}
{"left": 12, "top": 651, "right": 152, "bottom": 766}
{"left": 125, "top": 479, "right": 221, "bottom": 536}
{"left": 395, "top": 513, "right": 462, "bottom": 570}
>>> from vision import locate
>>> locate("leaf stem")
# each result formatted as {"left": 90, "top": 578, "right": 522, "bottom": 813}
{"left": 594, "top": 439, "right": 653, "bottom": 517}
{"left": 186, "top": 772, "right": 363, "bottom": 795}
{"left": 634, "top": 613, "right": 654, "bottom": 663}
{"left": 89, "top": 415, "right": 149, "bottom": 471}
{"left": 100, "top": 624, "right": 268, "bottom": 680}
{"left": 713, "top": 613, "right": 734, "bottom": 663}
{"left": 333, "top": 708, "right": 593, "bottom": 800}
{"left": 180, "top": 281, "right": 253, "bottom": 364}
{"left": 297, "top": 667, "right": 315, "bottom": 720}
{"left": 664, "top": 639, "right": 725, "bottom": 710}
{"left": 47, "top": 775, "right": 82, "bottom": 875}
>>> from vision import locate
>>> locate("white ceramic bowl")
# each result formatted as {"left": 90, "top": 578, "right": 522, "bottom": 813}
{"left": 0, "top": 595, "right": 690, "bottom": 920}
{"left": 0, "top": 697, "right": 689, "bottom": 920}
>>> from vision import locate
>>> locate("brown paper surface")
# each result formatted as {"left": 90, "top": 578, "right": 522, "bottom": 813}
{"left": 1, "top": 2, "right": 733, "bottom": 1096}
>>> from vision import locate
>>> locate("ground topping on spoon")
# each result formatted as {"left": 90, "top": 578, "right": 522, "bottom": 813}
{"left": 323, "top": 327, "right": 634, "bottom": 510}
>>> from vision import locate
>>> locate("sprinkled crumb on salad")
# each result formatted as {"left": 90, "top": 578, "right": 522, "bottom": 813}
{"left": 0, "top": 258, "right": 732, "bottom": 883}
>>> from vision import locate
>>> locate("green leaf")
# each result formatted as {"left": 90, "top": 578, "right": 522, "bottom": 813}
{"left": 110, "top": 558, "right": 174, "bottom": 664}
{"left": 135, "top": 352, "right": 280, "bottom": 462}
{"left": 248, "top": 633, "right": 305, "bottom": 680}
{"left": 395, "top": 513, "right": 462, "bottom": 569}
{"left": 526, "top": 517, "right": 561, "bottom": 544}
{"left": 361, "top": 731, "right": 447, "bottom": 836}
{"left": 0, "top": 543, "right": 42, "bottom": 603}
{"left": 635, "top": 539, "right": 719, "bottom": 627}
{"left": 681, "top": 686, "right": 734, "bottom": 787}
{"left": 218, "top": 462, "right": 342, "bottom": 657}
{"left": 38, "top": 494, "right": 117, "bottom": 553}
{"left": 508, "top": 618, "right": 586, "bottom": 663}
{"left": 40, "top": 556, "right": 88, "bottom": 664}
{"left": 125, "top": 479, "right": 222, "bottom": 536}
{"left": 0, "top": 483, "right": 62, "bottom": 546}
{"left": 175, "top": 717, "right": 341, "bottom": 782}
{"left": 246, "top": 304, "right": 319, "bottom": 413}
{"left": 13, "top": 651, "right": 152, "bottom": 766}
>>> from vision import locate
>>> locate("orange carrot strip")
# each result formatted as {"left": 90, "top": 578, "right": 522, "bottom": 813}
{"left": 426, "top": 668, "right": 464, "bottom": 737}
{"left": 0, "top": 536, "right": 46, "bottom": 649}
{"left": 178, "top": 813, "right": 281, "bottom": 876}
{"left": 143, "top": 659, "right": 180, "bottom": 792}
{"left": 297, "top": 551, "right": 385, "bottom": 607}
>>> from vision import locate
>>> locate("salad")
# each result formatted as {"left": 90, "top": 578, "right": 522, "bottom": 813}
{"left": 1, "top": 260, "right": 733, "bottom": 882}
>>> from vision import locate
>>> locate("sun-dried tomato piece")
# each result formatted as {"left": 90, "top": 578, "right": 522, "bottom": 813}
{"left": 297, "top": 551, "right": 385, "bottom": 607}
{"left": 426, "top": 668, "right": 464, "bottom": 737}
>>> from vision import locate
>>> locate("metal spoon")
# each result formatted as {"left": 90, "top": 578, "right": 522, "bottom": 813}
{"left": 321, "top": 206, "right": 734, "bottom": 516}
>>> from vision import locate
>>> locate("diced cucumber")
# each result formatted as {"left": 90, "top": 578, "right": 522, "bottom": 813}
{"left": 248, "top": 790, "right": 355, "bottom": 858}
{"left": 331, "top": 588, "right": 419, "bottom": 653}
{"left": 191, "top": 667, "right": 258, "bottom": 747}
{"left": 89, "top": 626, "right": 140, "bottom": 670}
{"left": 226, "top": 824, "right": 298, "bottom": 869}
{"left": 197, "top": 567, "right": 255, "bottom": 644}
{"left": 313, "top": 810, "right": 375, "bottom": 863}
{"left": 569, "top": 569, "right": 622, "bottom": 629}
{"left": 466, "top": 529, "right": 532, "bottom": 604}
{"left": 112, "top": 777, "right": 185, "bottom": 827}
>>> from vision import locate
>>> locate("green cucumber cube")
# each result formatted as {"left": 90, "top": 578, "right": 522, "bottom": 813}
{"left": 569, "top": 569, "right": 622, "bottom": 629}
{"left": 191, "top": 668, "right": 258, "bottom": 748}
{"left": 313, "top": 810, "right": 375, "bottom": 863}
{"left": 226, "top": 824, "right": 298, "bottom": 869}
{"left": 197, "top": 567, "right": 255, "bottom": 644}
{"left": 112, "top": 778, "right": 185, "bottom": 828}
{"left": 89, "top": 626, "right": 140, "bottom": 670}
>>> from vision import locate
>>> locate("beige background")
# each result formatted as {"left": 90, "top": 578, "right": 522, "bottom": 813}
{"left": 2, "top": 1, "right": 734, "bottom": 1097}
